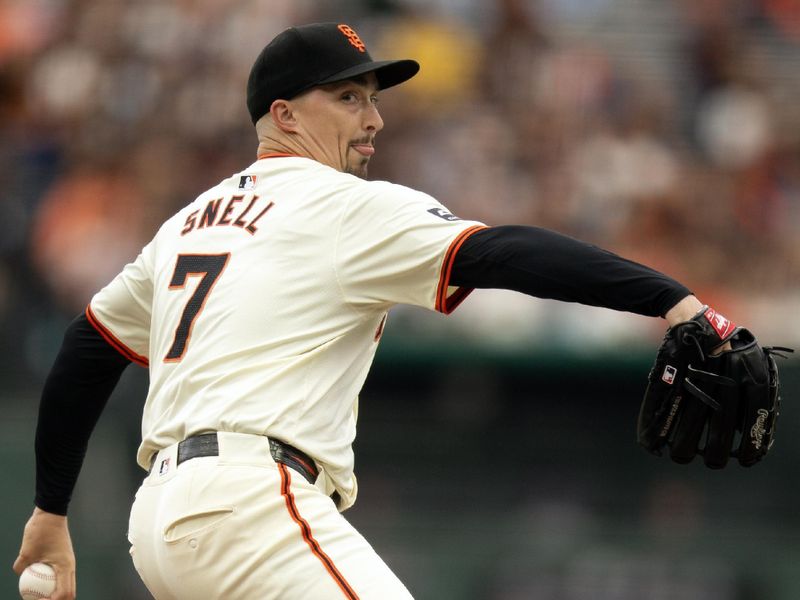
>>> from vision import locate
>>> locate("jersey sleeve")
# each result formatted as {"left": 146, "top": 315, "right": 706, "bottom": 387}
{"left": 335, "top": 182, "right": 486, "bottom": 313}
{"left": 87, "top": 241, "right": 154, "bottom": 366}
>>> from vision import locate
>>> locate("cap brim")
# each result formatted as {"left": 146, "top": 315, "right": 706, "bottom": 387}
{"left": 317, "top": 59, "right": 420, "bottom": 91}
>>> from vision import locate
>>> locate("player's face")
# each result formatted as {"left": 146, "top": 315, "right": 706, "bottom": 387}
{"left": 292, "top": 73, "right": 384, "bottom": 178}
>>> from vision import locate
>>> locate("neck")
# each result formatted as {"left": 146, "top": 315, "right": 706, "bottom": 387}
{"left": 255, "top": 127, "right": 342, "bottom": 172}
{"left": 257, "top": 136, "right": 303, "bottom": 160}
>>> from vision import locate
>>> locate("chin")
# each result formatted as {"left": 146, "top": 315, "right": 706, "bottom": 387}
{"left": 346, "top": 161, "right": 370, "bottom": 179}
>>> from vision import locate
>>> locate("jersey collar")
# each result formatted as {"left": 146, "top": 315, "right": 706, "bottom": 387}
{"left": 257, "top": 152, "right": 302, "bottom": 160}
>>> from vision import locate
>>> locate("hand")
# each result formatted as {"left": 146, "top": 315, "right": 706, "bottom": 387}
{"left": 13, "top": 507, "right": 76, "bottom": 600}
{"left": 639, "top": 304, "right": 789, "bottom": 468}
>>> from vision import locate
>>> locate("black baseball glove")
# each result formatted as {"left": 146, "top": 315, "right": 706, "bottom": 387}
{"left": 637, "top": 307, "right": 792, "bottom": 468}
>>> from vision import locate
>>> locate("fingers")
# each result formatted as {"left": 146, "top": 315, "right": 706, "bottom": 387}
{"left": 702, "top": 385, "right": 737, "bottom": 468}
{"left": 50, "top": 565, "right": 76, "bottom": 600}
{"left": 12, "top": 553, "right": 28, "bottom": 575}
{"left": 669, "top": 396, "right": 709, "bottom": 464}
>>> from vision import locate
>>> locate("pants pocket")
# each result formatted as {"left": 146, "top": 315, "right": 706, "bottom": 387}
{"left": 163, "top": 507, "right": 235, "bottom": 544}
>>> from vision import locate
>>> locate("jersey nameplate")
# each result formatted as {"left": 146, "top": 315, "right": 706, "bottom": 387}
{"left": 181, "top": 194, "right": 274, "bottom": 236}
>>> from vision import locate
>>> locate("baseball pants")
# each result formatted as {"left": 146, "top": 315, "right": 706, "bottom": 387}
{"left": 127, "top": 431, "right": 413, "bottom": 599}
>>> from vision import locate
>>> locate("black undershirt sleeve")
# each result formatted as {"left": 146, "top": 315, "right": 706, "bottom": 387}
{"left": 33, "top": 227, "right": 686, "bottom": 514}
{"left": 34, "top": 312, "right": 131, "bottom": 515}
{"left": 450, "top": 225, "right": 691, "bottom": 318}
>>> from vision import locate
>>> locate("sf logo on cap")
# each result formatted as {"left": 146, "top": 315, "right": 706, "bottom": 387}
{"left": 338, "top": 24, "right": 366, "bottom": 53}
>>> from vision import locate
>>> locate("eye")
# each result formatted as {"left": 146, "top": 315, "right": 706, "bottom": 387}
{"left": 370, "top": 95, "right": 380, "bottom": 106}
{"left": 341, "top": 92, "right": 357, "bottom": 103}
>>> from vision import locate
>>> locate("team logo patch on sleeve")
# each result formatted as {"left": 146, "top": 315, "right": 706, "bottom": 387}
{"left": 428, "top": 207, "right": 461, "bottom": 222}
{"left": 239, "top": 175, "right": 257, "bottom": 190}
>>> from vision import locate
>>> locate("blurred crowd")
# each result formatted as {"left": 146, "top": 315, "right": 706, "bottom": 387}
{"left": 2, "top": 0, "right": 800, "bottom": 378}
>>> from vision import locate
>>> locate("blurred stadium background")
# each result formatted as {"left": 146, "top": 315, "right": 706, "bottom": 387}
{"left": 2, "top": 0, "right": 800, "bottom": 598}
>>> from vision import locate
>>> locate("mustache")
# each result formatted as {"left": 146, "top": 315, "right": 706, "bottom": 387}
{"left": 350, "top": 136, "right": 374, "bottom": 146}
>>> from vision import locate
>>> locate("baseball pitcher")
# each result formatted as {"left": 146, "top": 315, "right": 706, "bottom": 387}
{"left": 13, "top": 23, "right": 788, "bottom": 600}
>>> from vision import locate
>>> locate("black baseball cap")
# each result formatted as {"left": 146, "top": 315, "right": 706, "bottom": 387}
{"left": 246, "top": 22, "right": 420, "bottom": 124}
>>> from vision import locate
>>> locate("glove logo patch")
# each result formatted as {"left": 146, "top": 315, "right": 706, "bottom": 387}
{"left": 704, "top": 308, "right": 736, "bottom": 339}
{"left": 750, "top": 409, "right": 769, "bottom": 450}
{"left": 662, "top": 365, "right": 677, "bottom": 385}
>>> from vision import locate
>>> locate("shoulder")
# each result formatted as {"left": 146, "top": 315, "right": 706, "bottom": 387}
{"left": 338, "top": 177, "right": 442, "bottom": 210}
{"left": 341, "top": 179, "right": 473, "bottom": 227}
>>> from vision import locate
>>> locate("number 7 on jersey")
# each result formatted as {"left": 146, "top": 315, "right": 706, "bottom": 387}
{"left": 165, "top": 253, "right": 230, "bottom": 361}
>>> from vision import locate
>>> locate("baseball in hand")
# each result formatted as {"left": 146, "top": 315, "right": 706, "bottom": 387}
{"left": 18, "top": 562, "right": 56, "bottom": 600}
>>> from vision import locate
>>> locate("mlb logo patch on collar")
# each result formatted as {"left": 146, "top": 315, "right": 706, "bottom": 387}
{"left": 239, "top": 175, "right": 257, "bottom": 190}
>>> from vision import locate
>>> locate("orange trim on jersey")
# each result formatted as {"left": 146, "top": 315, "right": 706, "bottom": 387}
{"left": 278, "top": 464, "right": 360, "bottom": 600}
{"left": 435, "top": 225, "right": 488, "bottom": 314}
{"left": 257, "top": 152, "right": 301, "bottom": 160}
{"left": 85, "top": 305, "right": 149, "bottom": 367}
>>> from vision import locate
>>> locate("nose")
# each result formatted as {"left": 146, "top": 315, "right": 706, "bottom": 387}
{"left": 365, "top": 103, "right": 384, "bottom": 133}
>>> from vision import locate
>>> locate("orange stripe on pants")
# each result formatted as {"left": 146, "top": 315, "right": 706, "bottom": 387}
{"left": 279, "top": 463, "right": 360, "bottom": 600}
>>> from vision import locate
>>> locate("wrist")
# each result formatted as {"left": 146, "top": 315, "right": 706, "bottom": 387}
{"left": 664, "top": 295, "right": 704, "bottom": 327}
{"left": 33, "top": 506, "right": 68, "bottom": 522}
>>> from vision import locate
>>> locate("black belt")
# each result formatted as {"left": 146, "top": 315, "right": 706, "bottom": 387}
{"left": 150, "top": 433, "right": 319, "bottom": 485}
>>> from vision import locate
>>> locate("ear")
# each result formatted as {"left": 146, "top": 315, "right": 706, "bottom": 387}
{"left": 270, "top": 99, "right": 298, "bottom": 133}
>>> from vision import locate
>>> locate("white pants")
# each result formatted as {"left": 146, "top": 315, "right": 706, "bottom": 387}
{"left": 127, "top": 432, "right": 413, "bottom": 599}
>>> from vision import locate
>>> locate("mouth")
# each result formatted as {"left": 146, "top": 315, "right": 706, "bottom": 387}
{"left": 350, "top": 142, "right": 375, "bottom": 157}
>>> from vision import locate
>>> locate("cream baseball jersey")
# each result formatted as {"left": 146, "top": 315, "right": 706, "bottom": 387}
{"left": 88, "top": 155, "right": 484, "bottom": 510}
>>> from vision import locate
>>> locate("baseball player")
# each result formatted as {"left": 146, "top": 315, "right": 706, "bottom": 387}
{"left": 13, "top": 22, "right": 781, "bottom": 600}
